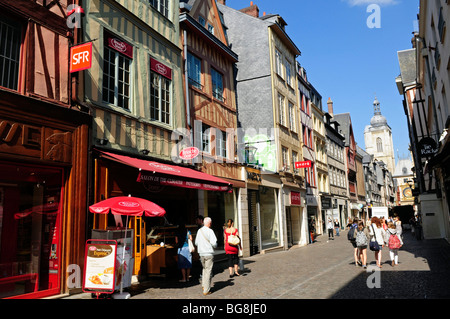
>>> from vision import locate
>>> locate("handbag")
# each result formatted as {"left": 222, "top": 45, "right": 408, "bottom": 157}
{"left": 369, "top": 224, "right": 381, "bottom": 251}
{"left": 188, "top": 238, "right": 195, "bottom": 253}
{"left": 227, "top": 230, "right": 240, "bottom": 246}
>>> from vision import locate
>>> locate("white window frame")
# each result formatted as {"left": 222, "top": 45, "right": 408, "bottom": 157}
{"left": 187, "top": 52, "right": 202, "bottom": 89}
{"left": 102, "top": 46, "right": 132, "bottom": 110}
{"left": 275, "top": 49, "right": 284, "bottom": 78}
{"left": 149, "top": 0, "right": 170, "bottom": 18}
{"left": 278, "top": 93, "right": 286, "bottom": 127}
{"left": 217, "top": 129, "right": 227, "bottom": 159}
{"left": 211, "top": 67, "right": 224, "bottom": 102}
{"left": 150, "top": 71, "right": 172, "bottom": 125}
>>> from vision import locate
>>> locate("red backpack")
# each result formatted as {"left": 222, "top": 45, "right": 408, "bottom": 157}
{"left": 389, "top": 234, "right": 402, "bottom": 249}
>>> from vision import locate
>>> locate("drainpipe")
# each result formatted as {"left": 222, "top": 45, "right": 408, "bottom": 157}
{"left": 183, "top": 28, "right": 193, "bottom": 145}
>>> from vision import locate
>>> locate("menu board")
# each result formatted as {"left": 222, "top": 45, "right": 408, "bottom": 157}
{"left": 83, "top": 240, "right": 117, "bottom": 293}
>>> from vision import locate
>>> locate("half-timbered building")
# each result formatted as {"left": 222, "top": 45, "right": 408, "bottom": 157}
{"left": 180, "top": 0, "right": 245, "bottom": 253}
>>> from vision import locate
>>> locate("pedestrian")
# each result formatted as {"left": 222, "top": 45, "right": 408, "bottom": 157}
{"left": 195, "top": 214, "right": 204, "bottom": 230}
{"left": 175, "top": 224, "right": 193, "bottom": 282}
{"left": 195, "top": 217, "right": 217, "bottom": 296}
{"left": 393, "top": 214, "right": 403, "bottom": 237}
{"left": 334, "top": 219, "right": 340, "bottom": 236}
{"left": 347, "top": 218, "right": 360, "bottom": 266}
{"left": 224, "top": 219, "right": 241, "bottom": 278}
{"left": 384, "top": 222, "right": 403, "bottom": 267}
{"left": 369, "top": 217, "right": 386, "bottom": 268}
{"left": 327, "top": 218, "right": 334, "bottom": 240}
{"left": 355, "top": 221, "right": 370, "bottom": 269}
{"left": 381, "top": 217, "right": 388, "bottom": 230}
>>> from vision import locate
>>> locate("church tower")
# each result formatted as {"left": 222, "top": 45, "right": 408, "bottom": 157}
{"left": 364, "top": 97, "right": 396, "bottom": 173}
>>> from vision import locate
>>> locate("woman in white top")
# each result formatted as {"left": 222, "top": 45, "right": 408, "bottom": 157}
{"left": 369, "top": 217, "right": 386, "bottom": 268}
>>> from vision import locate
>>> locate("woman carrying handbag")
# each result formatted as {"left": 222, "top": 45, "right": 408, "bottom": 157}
{"left": 224, "top": 219, "right": 242, "bottom": 278}
{"left": 369, "top": 217, "right": 386, "bottom": 268}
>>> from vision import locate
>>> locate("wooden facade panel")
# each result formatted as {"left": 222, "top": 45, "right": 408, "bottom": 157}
{"left": 93, "top": 109, "right": 174, "bottom": 160}
{"left": 31, "top": 24, "right": 70, "bottom": 104}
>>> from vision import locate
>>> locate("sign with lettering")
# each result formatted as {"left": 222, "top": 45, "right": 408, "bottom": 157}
{"left": 151, "top": 58, "right": 172, "bottom": 80}
{"left": 291, "top": 191, "right": 302, "bottom": 206}
{"left": 418, "top": 137, "right": 438, "bottom": 158}
{"left": 104, "top": 30, "right": 133, "bottom": 59}
{"left": 70, "top": 42, "right": 92, "bottom": 73}
{"left": 179, "top": 147, "right": 199, "bottom": 160}
{"left": 83, "top": 240, "right": 117, "bottom": 294}
{"left": 295, "top": 161, "right": 312, "bottom": 169}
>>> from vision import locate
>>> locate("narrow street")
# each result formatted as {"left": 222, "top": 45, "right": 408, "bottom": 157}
{"left": 66, "top": 229, "right": 450, "bottom": 300}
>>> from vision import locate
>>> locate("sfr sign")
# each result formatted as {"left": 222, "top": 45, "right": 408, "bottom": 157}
{"left": 70, "top": 42, "right": 92, "bottom": 73}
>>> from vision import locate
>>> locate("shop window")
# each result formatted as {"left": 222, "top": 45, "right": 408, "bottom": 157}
{"left": 0, "top": 16, "right": 21, "bottom": 91}
{"left": 0, "top": 162, "right": 63, "bottom": 298}
{"left": 259, "top": 187, "right": 280, "bottom": 250}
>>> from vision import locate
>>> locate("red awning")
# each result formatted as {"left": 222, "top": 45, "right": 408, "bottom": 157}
{"left": 98, "top": 151, "right": 232, "bottom": 192}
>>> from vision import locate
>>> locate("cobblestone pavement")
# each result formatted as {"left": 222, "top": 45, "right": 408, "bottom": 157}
{"left": 65, "top": 229, "right": 450, "bottom": 300}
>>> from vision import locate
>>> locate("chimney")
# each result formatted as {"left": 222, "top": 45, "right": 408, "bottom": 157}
{"left": 217, "top": 0, "right": 226, "bottom": 5}
{"left": 327, "top": 97, "right": 334, "bottom": 117}
{"left": 239, "top": 1, "right": 260, "bottom": 18}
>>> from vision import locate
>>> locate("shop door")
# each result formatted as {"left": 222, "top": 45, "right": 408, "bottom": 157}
{"left": 248, "top": 190, "right": 260, "bottom": 256}
{"left": 130, "top": 216, "right": 146, "bottom": 275}
{"left": 286, "top": 207, "right": 293, "bottom": 247}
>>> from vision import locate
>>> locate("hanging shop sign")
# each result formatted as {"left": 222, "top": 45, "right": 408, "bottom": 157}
{"left": 70, "top": 42, "right": 92, "bottom": 73}
{"left": 295, "top": 161, "right": 312, "bottom": 169}
{"left": 179, "top": 147, "right": 199, "bottom": 160}
{"left": 418, "top": 137, "right": 438, "bottom": 158}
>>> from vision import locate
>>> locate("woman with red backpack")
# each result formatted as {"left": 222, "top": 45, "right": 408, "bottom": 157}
{"left": 384, "top": 222, "right": 404, "bottom": 267}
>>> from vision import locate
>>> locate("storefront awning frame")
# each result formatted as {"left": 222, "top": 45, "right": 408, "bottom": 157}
{"left": 96, "top": 150, "right": 232, "bottom": 192}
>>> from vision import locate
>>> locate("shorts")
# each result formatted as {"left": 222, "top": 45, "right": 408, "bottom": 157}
{"left": 351, "top": 241, "right": 357, "bottom": 248}
{"left": 357, "top": 245, "right": 368, "bottom": 250}
{"left": 227, "top": 253, "right": 239, "bottom": 268}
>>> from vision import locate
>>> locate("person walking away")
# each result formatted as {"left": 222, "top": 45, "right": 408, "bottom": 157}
{"left": 355, "top": 221, "right": 370, "bottom": 269}
{"left": 327, "top": 218, "right": 334, "bottom": 240}
{"left": 393, "top": 214, "right": 402, "bottom": 238}
{"left": 369, "top": 217, "right": 386, "bottom": 268}
{"left": 334, "top": 219, "right": 340, "bottom": 236}
{"left": 175, "top": 224, "right": 193, "bottom": 282}
{"left": 224, "top": 219, "right": 242, "bottom": 278}
{"left": 195, "top": 217, "right": 217, "bottom": 295}
{"left": 385, "top": 222, "right": 403, "bottom": 266}
{"left": 348, "top": 218, "right": 360, "bottom": 266}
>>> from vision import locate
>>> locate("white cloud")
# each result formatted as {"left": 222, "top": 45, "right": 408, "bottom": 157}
{"left": 344, "top": 0, "right": 399, "bottom": 6}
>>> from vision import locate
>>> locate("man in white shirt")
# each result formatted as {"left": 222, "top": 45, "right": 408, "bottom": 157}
{"left": 195, "top": 217, "right": 217, "bottom": 295}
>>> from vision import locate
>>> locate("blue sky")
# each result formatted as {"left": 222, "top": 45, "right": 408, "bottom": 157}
{"left": 226, "top": 0, "right": 420, "bottom": 162}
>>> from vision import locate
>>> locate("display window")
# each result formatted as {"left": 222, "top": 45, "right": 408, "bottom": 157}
{"left": 259, "top": 187, "right": 280, "bottom": 249}
{"left": 0, "top": 162, "right": 63, "bottom": 299}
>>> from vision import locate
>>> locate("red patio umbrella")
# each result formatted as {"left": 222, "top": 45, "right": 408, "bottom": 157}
{"left": 88, "top": 195, "right": 165, "bottom": 298}
{"left": 88, "top": 196, "right": 166, "bottom": 217}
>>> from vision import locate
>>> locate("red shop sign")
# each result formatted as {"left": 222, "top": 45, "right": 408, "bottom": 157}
{"left": 295, "top": 161, "right": 312, "bottom": 169}
{"left": 291, "top": 191, "right": 302, "bottom": 206}
{"left": 70, "top": 42, "right": 92, "bottom": 73}
{"left": 104, "top": 30, "right": 133, "bottom": 59}
{"left": 179, "top": 147, "right": 199, "bottom": 160}
{"left": 151, "top": 58, "right": 172, "bottom": 80}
